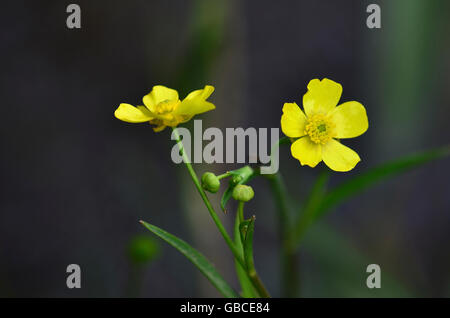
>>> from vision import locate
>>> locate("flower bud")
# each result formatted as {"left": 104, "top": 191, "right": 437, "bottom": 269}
{"left": 232, "top": 184, "right": 254, "bottom": 202}
{"left": 201, "top": 172, "right": 221, "bottom": 193}
{"left": 128, "top": 235, "right": 160, "bottom": 264}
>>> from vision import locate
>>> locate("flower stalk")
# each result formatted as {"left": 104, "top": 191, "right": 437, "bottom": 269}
{"left": 237, "top": 202, "right": 270, "bottom": 298}
{"left": 172, "top": 127, "right": 242, "bottom": 263}
{"left": 172, "top": 127, "right": 270, "bottom": 298}
{"left": 267, "top": 172, "right": 298, "bottom": 297}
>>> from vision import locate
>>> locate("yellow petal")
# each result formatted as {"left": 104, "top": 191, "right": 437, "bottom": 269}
{"left": 176, "top": 100, "right": 216, "bottom": 117}
{"left": 291, "top": 137, "right": 322, "bottom": 168}
{"left": 302, "top": 78, "right": 342, "bottom": 117}
{"left": 184, "top": 85, "right": 215, "bottom": 101}
{"left": 281, "top": 102, "right": 307, "bottom": 138}
{"left": 143, "top": 86, "right": 179, "bottom": 112}
{"left": 328, "top": 101, "right": 368, "bottom": 139}
{"left": 137, "top": 105, "right": 153, "bottom": 117}
{"left": 322, "top": 139, "right": 360, "bottom": 172}
{"left": 174, "top": 86, "right": 216, "bottom": 116}
{"left": 114, "top": 103, "right": 152, "bottom": 123}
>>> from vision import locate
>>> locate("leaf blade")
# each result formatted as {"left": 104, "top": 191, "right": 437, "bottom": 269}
{"left": 220, "top": 185, "right": 234, "bottom": 212}
{"left": 233, "top": 214, "right": 259, "bottom": 298}
{"left": 140, "top": 220, "right": 239, "bottom": 298}
{"left": 243, "top": 216, "right": 256, "bottom": 273}
{"left": 316, "top": 145, "right": 450, "bottom": 220}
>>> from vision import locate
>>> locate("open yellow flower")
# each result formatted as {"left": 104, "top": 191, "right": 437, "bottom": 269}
{"left": 114, "top": 85, "right": 215, "bottom": 132}
{"left": 281, "top": 78, "right": 368, "bottom": 172}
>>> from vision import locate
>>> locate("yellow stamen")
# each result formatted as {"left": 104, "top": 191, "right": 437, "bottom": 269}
{"left": 304, "top": 114, "right": 335, "bottom": 144}
{"left": 154, "top": 99, "right": 180, "bottom": 115}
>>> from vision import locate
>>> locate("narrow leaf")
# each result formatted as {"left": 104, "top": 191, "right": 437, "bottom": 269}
{"left": 220, "top": 185, "right": 234, "bottom": 212}
{"left": 292, "top": 170, "right": 329, "bottom": 243}
{"left": 233, "top": 214, "right": 259, "bottom": 298}
{"left": 240, "top": 215, "right": 271, "bottom": 298}
{"left": 140, "top": 220, "right": 239, "bottom": 298}
{"left": 239, "top": 220, "right": 251, "bottom": 244}
{"left": 316, "top": 145, "right": 450, "bottom": 219}
{"left": 243, "top": 216, "right": 256, "bottom": 273}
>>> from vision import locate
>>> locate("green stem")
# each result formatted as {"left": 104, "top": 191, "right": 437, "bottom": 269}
{"left": 237, "top": 201, "right": 244, "bottom": 223}
{"left": 248, "top": 270, "right": 270, "bottom": 298}
{"left": 268, "top": 173, "right": 290, "bottom": 230}
{"left": 172, "top": 127, "right": 243, "bottom": 265}
{"left": 243, "top": 215, "right": 271, "bottom": 298}
{"left": 172, "top": 127, "right": 269, "bottom": 297}
{"left": 217, "top": 172, "right": 230, "bottom": 180}
{"left": 293, "top": 169, "right": 329, "bottom": 247}
{"left": 268, "top": 173, "right": 298, "bottom": 297}
{"left": 125, "top": 263, "right": 144, "bottom": 297}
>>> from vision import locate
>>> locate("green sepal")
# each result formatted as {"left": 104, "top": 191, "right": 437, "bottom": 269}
{"left": 220, "top": 166, "right": 255, "bottom": 212}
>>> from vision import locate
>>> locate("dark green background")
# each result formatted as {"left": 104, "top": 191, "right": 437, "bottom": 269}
{"left": 0, "top": 0, "right": 449, "bottom": 297}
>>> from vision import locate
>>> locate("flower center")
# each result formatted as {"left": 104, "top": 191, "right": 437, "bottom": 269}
{"left": 154, "top": 99, "right": 179, "bottom": 115}
{"left": 304, "top": 114, "right": 335, "bottom": 144}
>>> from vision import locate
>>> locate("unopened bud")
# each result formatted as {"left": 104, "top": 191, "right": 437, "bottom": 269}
{"left": 128, "top": 235, "right": 160, "bottom": 264}
{"left": 201, "top": 172, "right": 220, "bottom": 193}
{"left": 232, "top": 184, "right": 254, "bottom": 202}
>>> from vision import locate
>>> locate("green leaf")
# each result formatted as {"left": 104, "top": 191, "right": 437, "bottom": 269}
{"left": 292, "top": 170, "right": 330, "bottom": 244}
{"left": 293, "top": 146, "right": 450, "bottom": 247}
{"left": 233, "top": 214, "right": 259, "bottom": 298}
{"left": 316, "top": 145, "right": 450, "bottom": 220}
{"left": 243, "top": 216, "right": 256, "bottom": 273}
{"left": 220, "top": 185, "right": 234, "bottom": 212}
{"left": 140, "top": 220, "right": 239, "bottom": 298}
{"left": 239, "top": 220, "right": 251, "bottom": 245}
{"left": 301, "top": 222, "right": 413, "bottom": 297}
{"left": 237, "top": 215, "right": 271, "bottom": 298}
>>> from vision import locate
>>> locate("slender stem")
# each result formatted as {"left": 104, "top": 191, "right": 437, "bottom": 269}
{"left": 243, "top": 215, "right": 270, "bottom": 298}
{"left": 172, "top": 127, "right": 270, "bottom": 297}
{"left": 125, "top": 263, "right": 144, "bottom": 297}
{"left": 217, "top": 172, "right": 230, "bottom": 180}
{"left": 248, "top": 271, "right": 270, "bottom": 298}
{"left": 268, "top": 173, "right": 290, "bottom": 231}
{"left": 293, "top": 169, "right": 329, "bottom": 247}
{"left": 172, "top": 127, "right": 244, "bottom": 266}
{"left": 237, "top": 201, "right": 244, "bottom": 223}
{"left": 268, "top": 173, "right": 298, "bottom": 297}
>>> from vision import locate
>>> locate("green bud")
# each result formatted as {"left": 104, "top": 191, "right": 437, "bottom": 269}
{"left": 128, "top": 235, "right": 160, "bottom": 264}
{"left": 201, "top": 172, "right": 221, "bottom": 193}
{"left": 232, "top": 184, "right": 254, "bottom": 202}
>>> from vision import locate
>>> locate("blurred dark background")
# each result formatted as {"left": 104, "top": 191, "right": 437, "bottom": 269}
{"left": 1, "top": 0, "right": 449, "bottom": 297}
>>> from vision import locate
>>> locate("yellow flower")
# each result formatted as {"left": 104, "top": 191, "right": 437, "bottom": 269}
{"left": 281, "top": 78, "right": 368, "bottom": 172}
{"left": 114, "top": 85, "right": 215, "bottom": 132}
